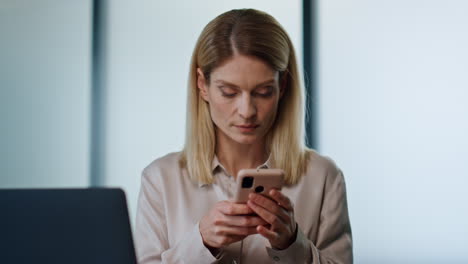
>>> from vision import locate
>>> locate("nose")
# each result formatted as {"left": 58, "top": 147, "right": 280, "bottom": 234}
{"left": 238, "top": 94, "right": 257, "bottom": 120}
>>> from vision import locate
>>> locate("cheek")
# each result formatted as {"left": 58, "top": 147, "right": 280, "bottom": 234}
{"left": 259, "top": 100, "right": 279, "bottom": 121}
{"left": 208, "top": 100, "right": 232, "bottom": 124}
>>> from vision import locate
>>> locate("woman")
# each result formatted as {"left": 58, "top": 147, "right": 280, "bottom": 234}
{"left": 135, "top": 9, "right": 352, "bottom": 264}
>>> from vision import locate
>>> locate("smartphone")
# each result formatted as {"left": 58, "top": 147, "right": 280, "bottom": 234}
{"left": 232, "top": 168, "right": 284, "bottom": 203}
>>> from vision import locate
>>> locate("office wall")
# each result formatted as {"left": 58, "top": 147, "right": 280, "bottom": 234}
{"left": 317, "top": 0, "right": 468, "bottom": 262}
{"left": 0, "top": 1, "right": 91, "bottom": 188}
{"left": 101, "top": 0, "right": 302, "bottom": 223}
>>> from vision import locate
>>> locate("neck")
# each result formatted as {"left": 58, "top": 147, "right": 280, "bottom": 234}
{"left": 215, "top": 132, "right": 268, "bottom": 179}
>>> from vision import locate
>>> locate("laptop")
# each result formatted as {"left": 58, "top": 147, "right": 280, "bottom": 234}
{"left": 0, "top": 188, "right": 137, "bottom": 264}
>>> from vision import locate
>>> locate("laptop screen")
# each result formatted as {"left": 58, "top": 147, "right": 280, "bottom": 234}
{"left": 0, "top": 188, "right": 137, "bottom": 264}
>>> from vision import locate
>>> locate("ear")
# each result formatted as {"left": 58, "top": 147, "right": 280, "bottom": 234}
{"left": 197, "top": 68, "right": 209, "bottom": 102}
{"left": 279, "top": 71, "right": 287, "bottom": 98}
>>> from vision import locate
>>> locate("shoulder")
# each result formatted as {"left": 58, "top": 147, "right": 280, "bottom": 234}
{"left": 304, "top": 149, "right": 344, "bottom": 184}
{"left": 141, "top": 151, "right": 184, "bottom": 184}
{"left": 296, "top": 150, "right": 348, "bottom": 202}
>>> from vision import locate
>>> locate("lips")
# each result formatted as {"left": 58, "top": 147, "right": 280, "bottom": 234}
{"left": 235, "top": 124, "right": 259, "bottom": 133}
{"left": 236, "top": 124, "right": 259, "bottom": 128}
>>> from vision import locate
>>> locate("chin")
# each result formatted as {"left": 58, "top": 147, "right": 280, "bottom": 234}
{"left": 232, "top": 134, "right": 260, "bottom": 145}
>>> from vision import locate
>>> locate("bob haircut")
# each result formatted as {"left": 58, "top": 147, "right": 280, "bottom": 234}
{"left": 180, "top": 8, "right": 311, "bottom": 185}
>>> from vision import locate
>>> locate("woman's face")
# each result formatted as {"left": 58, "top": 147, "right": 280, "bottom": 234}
{"left": 197, "top": 54, "right": 283, "bottom": 145}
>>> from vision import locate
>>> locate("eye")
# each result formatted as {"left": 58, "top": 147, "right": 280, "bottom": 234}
{"left": 254, "top": 86, "right": 274, "bottom": 97}
{"left": 219, "top": 86, "right": 237, "bottom": 97}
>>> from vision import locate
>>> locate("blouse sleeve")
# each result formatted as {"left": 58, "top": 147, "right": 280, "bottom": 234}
{"left": 312, "top": 168, "right": 353, "bottom": 263}
{"left": 265, "top": 168, "right": 353, "bottom": 264}
{"left": 134, "top": 169, "right": 218, "bottom": 264}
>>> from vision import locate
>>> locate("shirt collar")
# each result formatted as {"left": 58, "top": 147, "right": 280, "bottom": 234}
{"left": 211, "top": 155, "right": 223, "bottom": 172}
{"left": 257, "top": 156, "right": 271, "bottom": 169}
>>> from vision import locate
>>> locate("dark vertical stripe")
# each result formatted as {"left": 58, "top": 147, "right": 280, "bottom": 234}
{"left": 90, "top": 0, "right": 107, "bottom": 186}
{"left": 303, "top": 0, "right": 318, "bottom": 149}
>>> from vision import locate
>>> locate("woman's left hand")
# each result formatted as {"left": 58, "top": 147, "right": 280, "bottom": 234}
{"left": 247, "top": 189, "right": 297, "bottom": 250}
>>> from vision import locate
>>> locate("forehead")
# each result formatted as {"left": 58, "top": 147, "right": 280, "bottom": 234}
{"left": 210, "top": 55, "right": 279, "bottom": 87}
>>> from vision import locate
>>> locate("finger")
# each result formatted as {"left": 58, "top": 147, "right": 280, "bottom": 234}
{"left": 214, "top": 225, "right": 258, "bottom": 237}
{"left": 256, "top": 225, "right": 278, "bottom": 241}
{"left": 218, "top": 201, "right": 255, "bottom": 215}
{"left": 219, "top": 215, "right": 268, "bottom": 227}
{"left": 268, "top": 189, "right": 294, "bottom": 211}
{"left": 247, "top": 200, "right": 286, "bottom": 227}
{"left": 248, "top": 193, "right": 289, "bottom": 221}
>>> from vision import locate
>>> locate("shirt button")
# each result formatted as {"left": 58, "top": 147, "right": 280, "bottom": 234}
{"left": 273, "top": 256, "right": 280, "bottom": 261}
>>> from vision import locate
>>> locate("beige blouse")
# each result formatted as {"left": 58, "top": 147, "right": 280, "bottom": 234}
{"left": 135, "top": 151, "right": 353, "bottom": 263}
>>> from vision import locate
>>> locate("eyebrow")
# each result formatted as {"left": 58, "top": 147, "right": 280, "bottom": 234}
{"left": 214, "top": 79, "right": 276, "bottom": 89}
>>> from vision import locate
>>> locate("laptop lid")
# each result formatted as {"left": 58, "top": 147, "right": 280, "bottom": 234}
{"left": 0, "top": 188, "right": 137, "bottom": 264}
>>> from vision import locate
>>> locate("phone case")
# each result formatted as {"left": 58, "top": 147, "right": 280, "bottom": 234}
{"left": 232, "top": 168, "right": 284, "bottom": 203}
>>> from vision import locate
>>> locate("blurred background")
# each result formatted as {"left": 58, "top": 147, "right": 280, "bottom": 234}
{"left": 1, "top": 0, "right": 467, "bottom": 263}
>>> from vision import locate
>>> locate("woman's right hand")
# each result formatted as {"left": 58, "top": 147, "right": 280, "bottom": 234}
{"left": 199, "top": 200, "right": 268, "bottom": 249}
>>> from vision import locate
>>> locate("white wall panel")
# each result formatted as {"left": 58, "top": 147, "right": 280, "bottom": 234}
{"left": 318, "top": 0, "right": 468, "bottom": 262}
{"left": 0, "top": 0, "right": 91, "bottom": 188}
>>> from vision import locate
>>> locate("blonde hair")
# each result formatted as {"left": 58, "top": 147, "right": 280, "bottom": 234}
{"left": 180, "top": 9, "right": 311, "bottom": 185}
